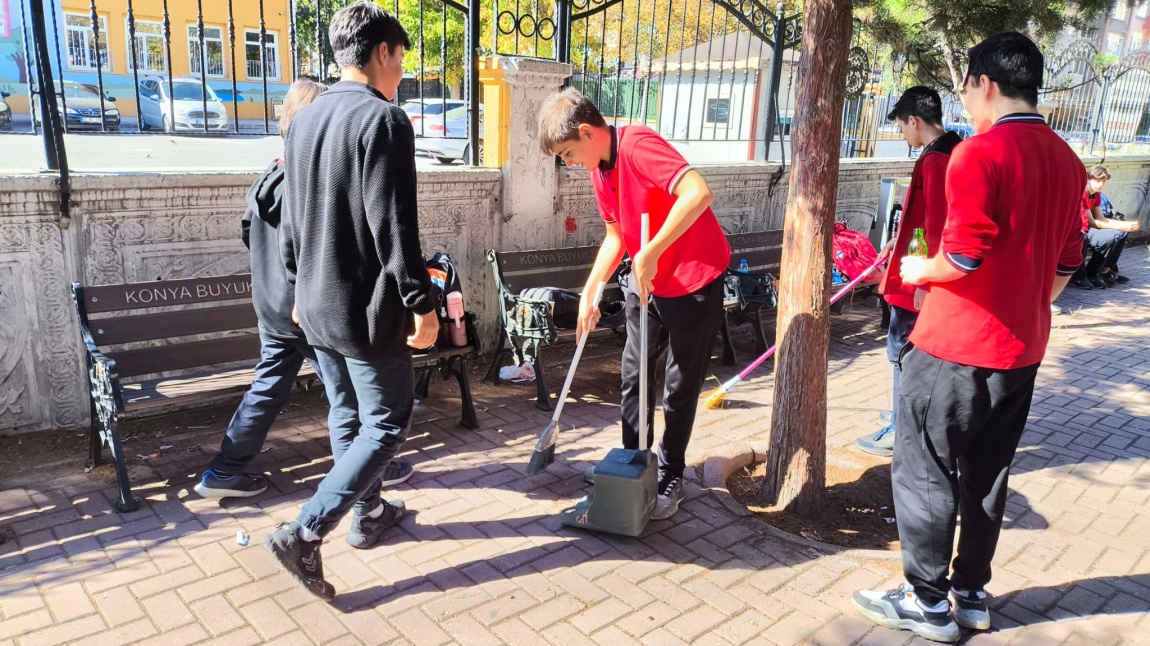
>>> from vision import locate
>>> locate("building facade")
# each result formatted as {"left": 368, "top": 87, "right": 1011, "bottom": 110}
{"left": 0, "top": 0, "right": 293, "bottom": 122}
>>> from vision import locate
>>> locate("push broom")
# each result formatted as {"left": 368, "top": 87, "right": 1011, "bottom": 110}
{"left": 526, "top": 281, "right": 607, "bottom": 475}
{"left": 703, "top": 254, "right": 889, "bottom": 410}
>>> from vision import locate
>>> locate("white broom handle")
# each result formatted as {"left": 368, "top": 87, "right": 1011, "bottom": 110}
{"left": 638, "top": 212, "right": 650, "bottom": 453}
{"left": 551, "top": 281, "right": 606, "bottom": 423}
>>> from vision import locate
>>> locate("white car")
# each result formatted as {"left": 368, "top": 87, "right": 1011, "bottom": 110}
{"left": 401, "top": 98, "right": 467, "bottom": 134}
{"left": 413, "top": 105, "right": 484, "bottom": 164}
{"left": 138, "top": 76, "right": 229, "bottom": 133}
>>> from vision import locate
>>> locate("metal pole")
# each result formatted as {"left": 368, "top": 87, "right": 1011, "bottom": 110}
{"left": 162, "top": 0, "right": 175, "bottom": 133}
{"left": 259, "top": 0, "right": 270, "bottom": 133}
{"left": 88, "top": 0, "right": 107, "bottom": 132}
{"left": 49, "top": 0, "right": 65, "bottom": 131}
{"left": 127, "top": 0, "right": 143, "bottom": 132}
{"left": 30, "top": 0, "right": 69, "bottom": 218}
{"left": 762, "top": 3, "right": 787, "bottom": 160}
{"left": 228, "top": 0, "right": 239, "bottom": 133}
{"left": 468, "top": 0, "right": 480, "bottom": 165}
{"left": 18, "top": 0, "right": 38, "bottom": 135}
{"left": 197, "top": 0, "right": 209, "bottom": 134}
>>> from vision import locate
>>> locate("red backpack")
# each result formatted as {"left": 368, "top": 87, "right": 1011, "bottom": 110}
{"left": 832, "top": 221, "right": 882, "bottom": 282}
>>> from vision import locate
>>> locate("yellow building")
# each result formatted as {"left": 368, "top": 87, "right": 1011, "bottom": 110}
{"left": 7, "top": 0, "right": 294, "bottom": 120}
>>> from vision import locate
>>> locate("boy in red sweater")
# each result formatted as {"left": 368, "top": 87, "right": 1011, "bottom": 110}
{"left": 537, "top": 89, "right": 731, "bottom": 520}
{"left": 857, "top": 86, "right": 961, "bottom": 458}
{"left": 853, "top": 33, "right": 1085, "bottom": 642}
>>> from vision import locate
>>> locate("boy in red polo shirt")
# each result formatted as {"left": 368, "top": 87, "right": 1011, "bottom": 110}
{"left": 856, "top": 86, "right": 962, "bottom": 458}
{"left": 1067, "top": 165, "right": 1140, "bottom": 291}
{"left": 853, "top": 33, "right": 1085, "bottom": 642}
{"left": 537, "top": 89, "right": 731, "bottom": 520}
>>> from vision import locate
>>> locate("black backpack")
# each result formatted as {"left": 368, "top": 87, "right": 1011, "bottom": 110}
{"left": 426, "top": 252, "right": 465, "bottom": 346}
{"left": 520, "top": 287, "right": 582, "bottom": 329}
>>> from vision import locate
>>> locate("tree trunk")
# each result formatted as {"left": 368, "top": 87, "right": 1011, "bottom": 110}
{"left": 762, "top": 0, "right": 853, "bottom": 516}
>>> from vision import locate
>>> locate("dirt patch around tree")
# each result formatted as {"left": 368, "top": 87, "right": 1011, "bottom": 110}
{"left": 727, "top": 447, "right": 900, "bottom": 551}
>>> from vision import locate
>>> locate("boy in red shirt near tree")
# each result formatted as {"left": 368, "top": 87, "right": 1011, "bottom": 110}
{"left": 856, "top": 86, "right": 962, "bottom": 458}
{"left": 853, "top": 33, "right": 1085, "bottom": 642}
{"left": 536, "top": 89, "right": 731, "bottom": 520}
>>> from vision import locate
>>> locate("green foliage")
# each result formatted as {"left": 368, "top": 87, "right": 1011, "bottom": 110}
{"left": 854, "top": 0, "right": 1127, "bottom": 92}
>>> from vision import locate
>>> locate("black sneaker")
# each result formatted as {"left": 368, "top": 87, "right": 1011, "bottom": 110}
{"left": 1100, "top": 273, "right": 1118, "bottom": 287}
{"left": 652, "top": 473, "right": 685, "bottom": 520}
{"left": 949, "top": 588, "right": 991, "bottom": 630}
{"left": 346, "top": 500, "right": 407, "bottom": 549}
{"left": 1070, "top": 277, "right": 1094, "bottom": 290}
{"left": 852, "top": 584, "right": 960, "bottom": 643}
{"left": 1090, "top": 277, "right": 1108, "bottom": 289}
{"left": 194, "top": 469, "right": 268, "bottom": 499}
{"left": 1113, "top": 273, "right": 1130, "bottom": 284}
{"left": 263, "top": 522, "right": 335, "bottom": 601}
{"left": 380, "top": 460, "right": 414, "bottom": 487}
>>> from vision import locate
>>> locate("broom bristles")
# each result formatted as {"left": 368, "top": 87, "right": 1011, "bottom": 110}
{"left": 703, "top": 387, "right": 727, "bottom": 410}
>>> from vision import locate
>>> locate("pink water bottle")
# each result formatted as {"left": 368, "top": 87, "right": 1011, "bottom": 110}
{"left": 446, "top": 292, "right": 467, "bottom": 346}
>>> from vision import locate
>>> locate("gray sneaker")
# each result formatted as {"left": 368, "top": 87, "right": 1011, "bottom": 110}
{"left": 346, "top": 500, "right": 407, "bottom": 550}
{"left": 856, "top": 424, "right": 896, "bottom": 457}
{"left": 380, "top": 460, "right": 414, "bottom": 487}
{"left": 853, "top": 584, "right": 960, "bottom": 643}
{"left": 652, "top": 474, "right": 685, "bottom": 520}
{"left": 949, "top": 588, "right": 990, "bottom": 630}
{"left": 263, "top": 522, "right": 335, "bottom": 601}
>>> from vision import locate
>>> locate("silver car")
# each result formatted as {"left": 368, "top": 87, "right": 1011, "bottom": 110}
{"left": 413, "top": 105, "right": 484, "bottom": 164}
{"left": 138, "top": 76, "right": 230, "bottom": 133}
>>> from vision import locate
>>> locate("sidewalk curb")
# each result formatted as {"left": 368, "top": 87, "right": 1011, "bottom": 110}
{"left": 700, "top": 441, "right": 901, "bottom": 562}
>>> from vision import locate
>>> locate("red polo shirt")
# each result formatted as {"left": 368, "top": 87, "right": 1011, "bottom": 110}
{"left": 1081, "top": 189, "right": 1100, "bottom": 232}
{"left": 879, "top": 131, "right": 961, "bottom": 311}
{"left": 910, "top": 114, "right": 1085, "bottom": 370}
{"left": 589, "top": 126, "right": 730, "bottom": 298}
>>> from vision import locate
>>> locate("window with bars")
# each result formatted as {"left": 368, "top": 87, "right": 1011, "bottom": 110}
{"left": 65, "top": 14, "right": 109, "bottom": 70}
{"left": 245, "top": 30, "right": 280, "bottom": 80}
{"left": 1115, "top": 2, "right": 1130, "bottom": 21}
{"left": 128, "top": 21, "right": 166, "bottom": 73}
{"left": 1107, "top": 33, "right": 1125, "bottom": 55}
{"left": 1131, "top": 32, "right": 1144, "bottom": 52}
{"left": 188, "top": 25, "right": 225, "bottom": 78}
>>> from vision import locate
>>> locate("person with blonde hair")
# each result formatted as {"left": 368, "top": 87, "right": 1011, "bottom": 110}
{"left": 194, "top": 77, "right": 414, "bottom": 501}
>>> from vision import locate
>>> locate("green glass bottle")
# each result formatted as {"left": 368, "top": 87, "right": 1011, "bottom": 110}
{"left": 907, "top": 227, "right": 928, "bottom": 258}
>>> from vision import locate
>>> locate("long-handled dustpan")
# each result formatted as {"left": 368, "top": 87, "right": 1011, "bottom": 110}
{"left": 564, "top": 213, "right": 658, "bottom": 537}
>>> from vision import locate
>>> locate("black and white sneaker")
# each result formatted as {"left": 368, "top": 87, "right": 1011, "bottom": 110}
{"left": 852, "top": 584, "right": 960, "bottom": 643}
{"left": 380, "top": 460, "right": 414, "bottom": 487}
{"left": 1069, "top": 277, "right": 1094, "bottom": 290}
{"left": 652, "top": 473, "right": 685, "bottom": 520}
{"left": 264, "top": 522, "right": 335, "bottom": 601}
{"left": 949, "top": 588, "right": 991, "bottom": 630}
{"left": 346, "top": 500, "right": 407, "bottom": 549}
{"left": 194, "top": 469, "right": 268, "bottom": 499}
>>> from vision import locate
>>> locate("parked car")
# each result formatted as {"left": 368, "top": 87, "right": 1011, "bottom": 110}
{"left": 401, "top": 98, "right": 467, "bottom": 133}
{"left": 414, "top": 105, "right": 484, "bottom": 164}
{"left": 0, "top": 91, "right": 12, "bottom": 131}
{"left": 138, "top": 76, "right": 229, "bottom": 133}
{"left": 57, "top": 81, "right": 120, "bottom": 131}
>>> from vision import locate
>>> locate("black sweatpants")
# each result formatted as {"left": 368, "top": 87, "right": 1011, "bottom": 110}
{"left": 893, "top": 346, "right": 1040, "bottom": 607}
{"left": 1074, "top": 228, "right": 1127, "bottom": 280}
{"left": 620, "top": 275, "right": 725, "bottom": 479}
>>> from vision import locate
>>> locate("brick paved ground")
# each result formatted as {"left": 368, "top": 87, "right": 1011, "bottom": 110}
{"left": 1, "top": 246, "right": 1149, "bottom": 645}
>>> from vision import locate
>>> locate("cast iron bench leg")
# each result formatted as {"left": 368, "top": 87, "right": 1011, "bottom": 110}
{"left": 450, "top": 355, "right": 480, "bottom": 429}
{"left": 720, "top": 314, "right": 738, "bottom": 366}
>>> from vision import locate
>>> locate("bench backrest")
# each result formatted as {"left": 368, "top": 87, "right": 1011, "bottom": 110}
{"left": 490, "top": 246, "right": 625, "bottom": 300}
{"left": 75, "top": 275, "right": 260, "bottom": 379}
{"left": 727, "top": 230, "right": 784, "bottom": 275}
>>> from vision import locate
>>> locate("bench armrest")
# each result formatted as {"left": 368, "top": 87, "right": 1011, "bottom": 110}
{"left": 72, "top": 283, "right": 126, "bottom": 416}
{"left": 487, "top": 250, "right": 558, "bottom": 345}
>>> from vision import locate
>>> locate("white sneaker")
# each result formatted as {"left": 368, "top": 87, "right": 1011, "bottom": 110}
{"left": 853, "top": 583, "right": 960, "bottom": 643}
{"left": 949, "top": 588, "right": 990, "bottom": 630}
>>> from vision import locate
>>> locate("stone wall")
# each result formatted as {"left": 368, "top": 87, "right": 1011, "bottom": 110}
{"left": 0, "top": 169, "right": 501, "bottom": 434}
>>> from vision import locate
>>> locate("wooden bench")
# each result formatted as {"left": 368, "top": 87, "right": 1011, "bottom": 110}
{"left": 486, "top": 246, "right": 626, "bottom": 411}
{"left": 72, "top": 274, "right": 479, "bottom": 513}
